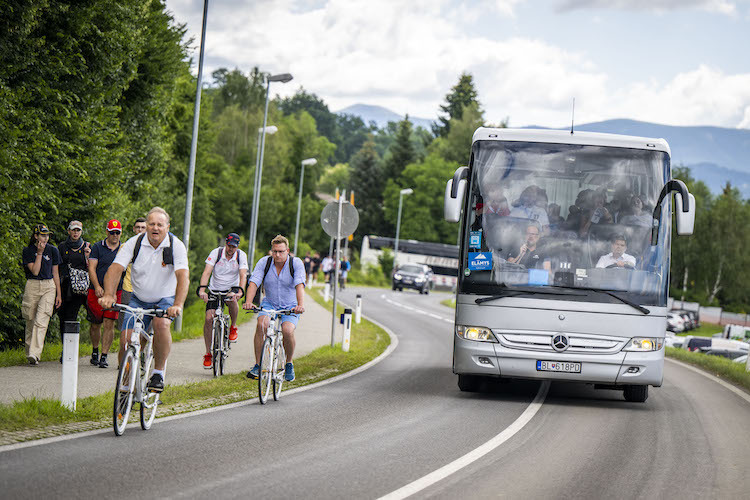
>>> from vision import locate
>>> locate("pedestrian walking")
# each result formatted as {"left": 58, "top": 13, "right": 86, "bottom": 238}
{"left": 57, "top": 220, "right": 91, "bottom": 340}
{"left": 21, "top": 224, "right": 62, "bottom": 365}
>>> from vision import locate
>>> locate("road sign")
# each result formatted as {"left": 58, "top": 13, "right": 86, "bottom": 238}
{"left": 321, "top": 201, "right": 359, "bottom": 238}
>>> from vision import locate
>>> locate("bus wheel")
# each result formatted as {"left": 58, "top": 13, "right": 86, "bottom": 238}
{"left": 623, "top": 385, "right": 648, "bottom": 402}
{"left": 457, "top": 374, "right": 482, "bottom": 392}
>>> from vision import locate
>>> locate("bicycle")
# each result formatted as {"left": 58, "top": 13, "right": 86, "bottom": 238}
{"left": 111, "top": 303, "right": 168, "bottom": 436}
{"left": 197, "top": 286, "right": 243, "bottom": 376}
{"left": 248, "top": 306, "right": 298, "bottom": 404}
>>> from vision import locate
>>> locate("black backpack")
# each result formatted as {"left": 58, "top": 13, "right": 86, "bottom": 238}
{"left": 132, "top": 232, "right": 174, "bottom": 265}
{"left": 250, "top": 255, "right": 295, "bottom": 306}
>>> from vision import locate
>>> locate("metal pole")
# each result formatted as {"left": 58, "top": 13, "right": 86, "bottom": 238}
{"left": 249, "top": 80, "right": 272, "bottom": 269}
{"left": 247, "top": 127, "right": 263, "bottom": 262}
{"left": 177, "top": 0, "right": 209, "bottom": 332}
{"left": 294, "top": 161, "right": 305, "bottom": 256}
{"left": 393, "top": 192, "right": 404, "bottom": 271}
{"left": 331, "top": 190, "right": 345, "bottom": 347}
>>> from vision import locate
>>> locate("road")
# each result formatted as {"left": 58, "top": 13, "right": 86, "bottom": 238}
{"left": 2, "top": 287, "right": 749, "bottom": 499}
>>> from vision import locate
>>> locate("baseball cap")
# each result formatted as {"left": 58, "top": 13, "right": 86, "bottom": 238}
{"left": 107, "top": 219, "right": 122, "bottom": 232}
{"left": 68, "top": 220, "right": 83, "bottom": 231}
{"left": 226, "top": 232, "right": 240, "bottom": 247}
{"left": 34, "top": 224, "right": 52, "bottom": 235}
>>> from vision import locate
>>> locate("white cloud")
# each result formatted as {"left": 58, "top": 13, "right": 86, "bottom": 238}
{"left": 555, "top": 0, "right": 737, "bottom": 15}
{"left": 166, "top": 0, "right": 750, "bottom": 129}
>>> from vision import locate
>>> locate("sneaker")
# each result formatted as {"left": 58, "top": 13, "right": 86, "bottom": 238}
{"left": 98, "top": 355, "right": 108, "bottom": 368}
{"left": 246, "top": 364, "right": 260, "bottom": 379}
{"left": 90, "top": 351, "right": 99, "bottom": 366}
{"left": 27, "top": 355, "right": 38, "bottom": 366}
{"left": 228, "top": 326, "right": 238, "bottom": 342}
{"left": 284, "top": 362, "right": 295, "bottom": 382}
{"left": 147, "top": 373, "right": 164, "bottom": 393}
{"left": 203, "top": 353, "right": 212, "bottom": 369}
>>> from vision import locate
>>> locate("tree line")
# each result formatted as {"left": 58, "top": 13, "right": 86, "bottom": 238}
{"left": 1, "top": 1, "right": 746, "bottom": 347}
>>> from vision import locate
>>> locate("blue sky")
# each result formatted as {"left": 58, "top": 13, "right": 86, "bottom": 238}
{"left": 166, "top": 0, "right": 750, "bottom": 128}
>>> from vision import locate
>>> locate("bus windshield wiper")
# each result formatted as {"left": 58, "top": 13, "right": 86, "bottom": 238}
{"left": 475, "top": 283, "right": 584, "bottom": 304}
{"left": 549, "top": 285, "right": 650, "bottom": 315}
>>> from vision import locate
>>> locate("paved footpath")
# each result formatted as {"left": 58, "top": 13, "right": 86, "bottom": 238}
{"left": 0, "top": 290, "right": 334, "bottom": 405}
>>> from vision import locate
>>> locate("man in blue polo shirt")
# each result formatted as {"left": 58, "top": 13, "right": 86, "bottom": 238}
{"left": 87, "top": 219, "right": 124, "bottom": 368}
{"left": 243, "top": 234, "right": 306, "bottom": 381}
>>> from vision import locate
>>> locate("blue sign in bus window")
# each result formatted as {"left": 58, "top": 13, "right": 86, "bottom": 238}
{"left": 469, "top": 231, "right": 482, "bottom": 248}
{"left": 468, "top": 252, "right": 492, "bottom": 271}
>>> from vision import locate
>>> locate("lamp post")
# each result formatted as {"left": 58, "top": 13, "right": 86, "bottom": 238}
{"left": 247, "top": 124, "right": 278, "bottom": 262}
{"left": 294, "top": 158, "right": 317, "bottom": 256}
{"left": 393, "top": 188, "right": 413, "bottom": 271}
{"left": 248, "top": 72, "right": 293, "bottom": 268}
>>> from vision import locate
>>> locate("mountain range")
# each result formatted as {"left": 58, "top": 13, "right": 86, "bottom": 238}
{"left": 335, "top": 104, "right": 750, "bottom": 198}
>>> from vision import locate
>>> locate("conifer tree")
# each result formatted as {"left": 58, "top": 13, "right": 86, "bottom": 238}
{"left": 432, "top": 73, "right": 480, "bottom": 138}
{"left": 349, "top": 138, "right": 385, "bottom": 239}
{"left": 383, "top": 116, "right": 416, "bottom": 180}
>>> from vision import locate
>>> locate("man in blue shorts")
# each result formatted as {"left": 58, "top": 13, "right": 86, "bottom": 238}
{"left": 99, "top": 207, "right": 189, "bottom": 392}
{"left": 243, "top": 234, "right": 305, "bottom": 381}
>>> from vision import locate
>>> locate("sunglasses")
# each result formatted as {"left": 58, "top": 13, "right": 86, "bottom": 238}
{"left": 108, "top": 231, "right": 122, "bottom": 235}
{"left": 70, "top": 228, "right": 82, "bottom": 232}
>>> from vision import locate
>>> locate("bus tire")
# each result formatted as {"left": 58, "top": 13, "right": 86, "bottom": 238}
{"left": 623, "top": 385, "right": 648, "bottom": 402}
{"left": 457, "top": 374, "right": 482, "bottom": 392}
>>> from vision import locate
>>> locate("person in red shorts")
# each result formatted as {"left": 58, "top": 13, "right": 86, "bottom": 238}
{"left": 86, "top": 219, "right": 124, "bottom": 368}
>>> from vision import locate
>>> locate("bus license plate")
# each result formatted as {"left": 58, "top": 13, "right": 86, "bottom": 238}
{"left": 537, "top": 360, "right": 581, "bottom": 373}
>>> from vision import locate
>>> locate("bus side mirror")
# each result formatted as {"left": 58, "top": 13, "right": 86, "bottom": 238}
{"left": 675, "top": 192, "right": 695, "bottom": 235}
{"left": 444, "top": 167, "right": 468, "bottom": 222}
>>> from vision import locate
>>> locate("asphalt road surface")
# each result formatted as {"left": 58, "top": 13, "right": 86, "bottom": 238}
{"left": 2, "top": 287, "right": 749, "bottom": 499}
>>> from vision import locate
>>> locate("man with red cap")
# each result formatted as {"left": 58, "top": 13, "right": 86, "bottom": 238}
{"left": 197, "top": 232, "right": 248, "bottom": 369}
{"left": 86, "top": 219, "right": 123, "bottom": 368}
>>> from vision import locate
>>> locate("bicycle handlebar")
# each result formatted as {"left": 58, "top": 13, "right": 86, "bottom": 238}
{"left": 196, "top": 285, "right": 245, "bottom": 299}
{"left": 110, "top": 303, "right": 169, "bottom": 318}
{"left": 245, "top": 306, "right": 298, "bottom": 316}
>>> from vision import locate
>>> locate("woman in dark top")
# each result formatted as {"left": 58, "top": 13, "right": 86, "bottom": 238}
{"left": 21, "top": 224, "right": 62, "bottom": 365}
{"left": 57, "top": 220, "right": 91, "bottom": 340}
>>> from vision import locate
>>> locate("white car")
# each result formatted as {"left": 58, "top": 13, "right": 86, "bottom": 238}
{"left": 667, "top": 312, "right": 685, "bottom": 333}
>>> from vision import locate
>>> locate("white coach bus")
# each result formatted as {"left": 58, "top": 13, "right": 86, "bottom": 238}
{"left": 444, "top": 128, "right": 695, "bottom": 402}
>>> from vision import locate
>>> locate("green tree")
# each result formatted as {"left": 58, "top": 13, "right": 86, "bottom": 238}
{"left": 383, "top": 116, "right": 416, "bottom": 180}
{"left": 430, "top": 101, "right": 484, "bottom": 165}
{"left": 432, "top": 73, "right": 480, "bottom": 138}
{"left": 349, "top": 139, "right": 385, "bottom": 241}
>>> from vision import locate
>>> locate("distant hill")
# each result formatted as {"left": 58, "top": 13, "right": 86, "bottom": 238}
{"left": 534, "top": 119, "right": 750, "bottom": 198}
{"left": 336, "top": 103, "right": 435, "bottom": 131}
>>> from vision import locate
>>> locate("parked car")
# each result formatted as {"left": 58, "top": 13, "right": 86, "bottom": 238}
{"left": 392, "top": 264, "right": 433, "bottom": 294}
{"left": 667, "top": 312, "right": 685, "bottom": 333}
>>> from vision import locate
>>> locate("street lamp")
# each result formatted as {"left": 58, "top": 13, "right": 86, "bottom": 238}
{"left": 393, "top": 188, "right": 414, "bottom": 271}
{"left": 247, "top": 125, "right": 278, "bottom": 261}
{"left": 294, "top": 158, "right": 317, "bottom": 256}
{"left": 248, "top": 72, "right": 293, "bottom": 268}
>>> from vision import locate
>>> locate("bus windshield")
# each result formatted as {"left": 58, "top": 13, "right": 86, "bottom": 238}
{"left": 460, "top": 140, "right": 671, "bottom": 307}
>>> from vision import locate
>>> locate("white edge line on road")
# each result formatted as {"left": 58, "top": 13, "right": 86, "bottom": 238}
{"left": 378, "top": 380, "right": 550, "bottom": 500}
{"left": 666, "top": 358, "right": 750, "bottom": 404}
{"left": 0, "top": 309, "right": 399, "bottom": 454}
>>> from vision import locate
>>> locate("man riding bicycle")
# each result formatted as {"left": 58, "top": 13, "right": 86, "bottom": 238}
{"left": 198, "top": 232, "right": 248, "bottom": 368}
{"left": 99, "top": 207, "right": 189, "bottom": 392}
{"left": 242, "top": 235, "right": 305, "bottom": 382}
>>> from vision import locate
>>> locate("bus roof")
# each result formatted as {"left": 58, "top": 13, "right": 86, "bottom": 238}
{"left": 472, "top": 127, "right": 671, "bottom": 156}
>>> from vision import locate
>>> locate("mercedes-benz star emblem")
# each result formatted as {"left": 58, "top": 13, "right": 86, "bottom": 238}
{"left": 552, "top": 334, "right": 569, "bottom": 352}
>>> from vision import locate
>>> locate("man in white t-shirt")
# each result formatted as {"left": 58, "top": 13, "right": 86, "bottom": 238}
{"left": 198, "top": 232, "right": 248, "bottom": 368}
{"left": 99, "top": 206, "right": 189, "bottom": 392}
{"left": 596, "top": 234, "right": 636, "bottom": 269}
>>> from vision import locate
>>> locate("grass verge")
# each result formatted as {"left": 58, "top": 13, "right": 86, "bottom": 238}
{"left": 0, "top": 299, "right": 253, "bottom": 367}
{"left": 0, "top": 288, "right": 390, "bottom": 443}
{"left": 666, "top": 347, "right": 750, "bottom": 392}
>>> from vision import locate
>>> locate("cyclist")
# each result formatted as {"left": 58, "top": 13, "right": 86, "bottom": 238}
{"left": 99, "top": 206, "right": 189, "bottom": 392}
{"left": 198, "top": 232, "right": 248, "bottom": 368}
{"left": 242, "top": 235, "right": 305, "bottom": 382}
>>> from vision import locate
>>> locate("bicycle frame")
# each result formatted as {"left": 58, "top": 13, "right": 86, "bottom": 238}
{"left": 207, "top": 289, "right": 233, "bottom": 376}
{"left": 255, "top": 307, "right": 296, "bottom": 404}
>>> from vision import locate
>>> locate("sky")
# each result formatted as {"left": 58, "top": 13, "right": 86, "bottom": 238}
{"left": 165, "top": 0, "right": 750, "bottom": 129}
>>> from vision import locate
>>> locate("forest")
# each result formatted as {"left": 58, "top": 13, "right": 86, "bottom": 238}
{"left": 1, "top": 0, "right": 747, "bottom": 348}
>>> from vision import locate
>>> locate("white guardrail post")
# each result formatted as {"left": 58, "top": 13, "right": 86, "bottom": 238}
{"left": 61, "top": 321, "right": 80, "bottom": 410}
{"left": 342, "top": 308, "right": 352, "bottom": 352}
{"left": 324, "top": 282, "right": 330, "bottom": 302}
{"left": 355, "top": 294, "right": 362, "bottom": 324}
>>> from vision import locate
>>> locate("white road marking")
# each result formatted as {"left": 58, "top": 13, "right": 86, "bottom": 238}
{"left": 667, "top": 358, "right": 750, "bottom": 404}
{"left": 384, "top": 296, "right": 453, "bottom": 324}
{"left": 379, "top": 381, "right": 550, "bottom": 500}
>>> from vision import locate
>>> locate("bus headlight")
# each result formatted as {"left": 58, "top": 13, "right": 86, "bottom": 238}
{"left": 624, "top": 337, "right": 664, "bottom": 351}
{"left": 456, "top": 325, "right": 498, "bottom": 343}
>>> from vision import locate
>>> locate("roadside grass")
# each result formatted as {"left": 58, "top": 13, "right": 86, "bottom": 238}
{"left": 676, "top": 323, "right": 722, "bottom": 338}
{"left": 666, "top": 347, "right": 750, "bottom": 392}
{"left": 0, "top": 288, "right": 390, "bottom": 439}
{"left": 0, "top": 299, "right": 251, "bottom": 368}
{"left": 440, "top": 297, "right": 455, "bottom": 308}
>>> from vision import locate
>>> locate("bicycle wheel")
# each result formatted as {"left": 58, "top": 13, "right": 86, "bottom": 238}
{"left": 140, "top": 348, "right": 159, "bottom": 430}
{"left": 273, "top": 341, "right": 286, "bottom": 401}
{"left": 212, "top": 319, "right": 221, "bottom": 377}
{"left": 218, "top": 322, "right": 227, "bottom": 375}
{"left": 258, "top": 338, "right": 274, "bottom": 404}
{"left": 114, "top": 347, "right": 136, "bottom": 436}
